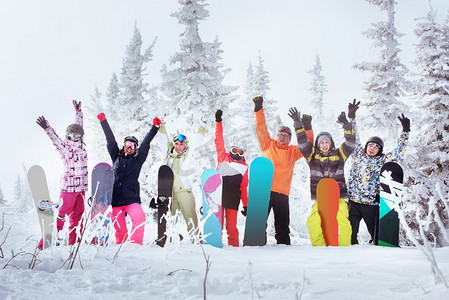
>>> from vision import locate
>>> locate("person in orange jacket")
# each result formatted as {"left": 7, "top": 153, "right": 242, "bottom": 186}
{"left": 215, "top": 110, "right": 249, "bottom": 247}
{"left": 253, "top": 96, "right": 314, "bottom": 245}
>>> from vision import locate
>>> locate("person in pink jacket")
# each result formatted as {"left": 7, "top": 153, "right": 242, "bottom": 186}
{"left": 215, "top": 110, "right": 249, "bottom": 247}
{"left": 36, "top": 100, "right": 88, "bottom": 249}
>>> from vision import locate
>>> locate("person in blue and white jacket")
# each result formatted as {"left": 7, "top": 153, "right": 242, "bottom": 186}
{"left": 347, "top": 100, "right": 410, "bottom": 245}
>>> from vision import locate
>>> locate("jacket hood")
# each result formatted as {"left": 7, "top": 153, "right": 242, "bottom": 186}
{"left": 314, "top": 132, "right": 335, "bottom": 151}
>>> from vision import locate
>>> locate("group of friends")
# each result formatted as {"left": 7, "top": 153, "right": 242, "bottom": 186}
{"left": 35, "top": 97, "right": 410, "bottom": 249}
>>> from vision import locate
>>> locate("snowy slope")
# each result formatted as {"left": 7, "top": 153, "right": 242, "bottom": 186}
{"left": 0, "top": 205, "right": 448, "bottom": 300}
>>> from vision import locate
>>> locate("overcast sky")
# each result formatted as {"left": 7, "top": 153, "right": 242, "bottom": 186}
{"left": 0, "top": 0, "right": 448, "bottom": 198}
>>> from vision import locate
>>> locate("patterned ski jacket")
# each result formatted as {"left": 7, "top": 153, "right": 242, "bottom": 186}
{"left": 295, "top": 121, "right": 356, "bottom": 200}
{"left": 215, "top": 121, "right": 249, "bottom": 210}
{"left": 347, "top": 120, "right": 409, "bottom": 206}
{"left": 255, "top": 109, "right": 314, "bottom": 196}
{"left": 44, "top": 110, "right": 88, "bottom": 193}
{"left": 100, "top": 119, "right": 159, "bottom": 207}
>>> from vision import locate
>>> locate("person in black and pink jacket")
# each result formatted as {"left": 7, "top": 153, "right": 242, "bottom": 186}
{"left": 214, "top": 110, "right": 249, "bottom": 247}
{"left": 36, "top": 100, "right": 88, "bottom": 249}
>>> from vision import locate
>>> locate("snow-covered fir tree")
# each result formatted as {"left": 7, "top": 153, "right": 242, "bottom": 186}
{"left": 308, "top": 54, "right": 327, "bottom": 118}
{"left": 353, "top": 0, "right": 411, "bottom": 145}
{"left": 0, "top": 182, "right": 6, "bottom": 205}
{"left": 402, "top": 3, "right": 449, "bottom": 247}
{"left": 160, "top": 0, "right": 237, "bottom": 133}
{"left": 13, "top": 167, "right": 33, "bottom": 213}
{"left": 306, "top": 54, "right": 340, "bottom": 142}
{"left": 85, "top": 23, "right": 160, "bottom": 204}
{"left": 84, "top": 86, "right": 109, "bottom": 165}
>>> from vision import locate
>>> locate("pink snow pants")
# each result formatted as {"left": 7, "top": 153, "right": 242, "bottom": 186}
{"left": 58, "top": 191, "right": 85, "bottom": 245}
{"left": 112, "top": 203, "right": 146, "bottom": 245}
{"left": 38, "top": 191, "right": 85, "bottom": 250}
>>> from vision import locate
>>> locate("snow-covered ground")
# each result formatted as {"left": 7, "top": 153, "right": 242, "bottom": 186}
{"left": 0, "top": 205, "right": 448, "bottom": 300}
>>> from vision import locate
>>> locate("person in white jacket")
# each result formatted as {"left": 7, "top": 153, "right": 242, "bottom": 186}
{"left": 158, "top": 122, "right": 205, "bottom": 237}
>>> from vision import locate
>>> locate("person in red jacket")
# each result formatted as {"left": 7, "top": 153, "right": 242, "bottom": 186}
{"left": 215, "top": 110, "right": 249, "bottom": 247}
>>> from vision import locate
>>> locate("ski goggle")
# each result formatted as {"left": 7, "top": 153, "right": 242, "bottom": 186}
{"left": 66, "top": 132, "right": 83, "bottom": 141}
{"left": 231, "top": 147, "right": 245, "bottom": 156}
{"left": 124, "top": 141, "right": 137, "bottom": 150}
{"left": 173, "top": 134, "right": 187, "bottom": 144}
{"left": 367, "top": 142, "right": 381, "bottom": 149}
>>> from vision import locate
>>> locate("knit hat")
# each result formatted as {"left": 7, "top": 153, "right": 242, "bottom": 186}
{"left": 314, "top": 132, "right": 335, "bottom": 151}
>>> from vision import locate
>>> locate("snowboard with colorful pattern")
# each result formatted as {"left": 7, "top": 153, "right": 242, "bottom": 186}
{"left": 201, "top": 169, "right": 223, "bottom": 248}
{"left": 378, "top": 162, "right": 403, "bottom": 247}
{"left": 89, "top": 162, "right": 113, "bottom": 246}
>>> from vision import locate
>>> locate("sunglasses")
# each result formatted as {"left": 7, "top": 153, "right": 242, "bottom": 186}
{"left": 124, "top": 141, "right": 137, "bottom": 150}
{"left": 231, "top": 147, "right": 245, "bottom": 156}
{"left": 367, "top": 142, "right": 380, "bottom": 149}
{"left": 173, "top": 134, "right": 187, "bottom": 144}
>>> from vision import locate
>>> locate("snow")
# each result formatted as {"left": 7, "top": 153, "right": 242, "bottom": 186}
{"left": 1, "top": 206, "right": 448, "bottom": 299}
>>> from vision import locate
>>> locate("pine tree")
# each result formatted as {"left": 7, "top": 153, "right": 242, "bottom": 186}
{"left": 402, "top": 3, "right": 449, "bottom": 247}
{"left": 353, "top": 0, "right": 410, "bottom": 145}
{"left": 308, "top": 54, "right": 327, "bottom": 118}
{"left": 160, "top": 0, "right": 237, "bottom": 132}
{"left": 84, "top": 86, "right": 108, "bottom": 165}
{"left": 0, "top": 182, "right": 6, "bottom": 205}
{"left": 306, "top": 54, "right": 339, "bottom": 141}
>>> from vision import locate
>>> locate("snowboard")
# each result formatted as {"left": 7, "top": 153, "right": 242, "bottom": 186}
{"left": 243, "top": 157, "right": 274, "bottom": 246}
{"left": 316, "top": 178, "right": 340, "bottom": 246}
{"left": 28, "top": 165, "right": 59, "bottom": 249}
{"left": 201, "top": 169, "right": 223, "bottom": 248}
{"left": 89, "top": 162, "right": 113, "bottom": 246}
{"left": 150, "top": 165, "right": 174, "bottom": 247}
{"left": 378, "top": 162, "right": 403, "bottom": 247}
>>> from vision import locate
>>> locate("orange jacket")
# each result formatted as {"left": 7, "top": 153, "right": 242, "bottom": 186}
{"left": 255, "top": 109, "right": 313, "bottom": 196}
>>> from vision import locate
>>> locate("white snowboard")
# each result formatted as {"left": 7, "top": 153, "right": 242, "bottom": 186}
{"left": 28, "top": 165, "right": 57, "bottom": 249}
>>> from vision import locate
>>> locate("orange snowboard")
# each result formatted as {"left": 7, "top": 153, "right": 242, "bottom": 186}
{"left": 317, "top": 178, "right": 340, "bottom": 246}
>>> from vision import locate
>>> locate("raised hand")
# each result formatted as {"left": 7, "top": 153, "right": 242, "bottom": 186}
{"left": 215, "top": 110, "right": 223, "bottom": 122}
{"left": 398, "top": 114, "right": 410, "bottom": 132}
{"left": 348, "top": 99, "right": 360, "bottom": 119}
{"left": 288, "top": 107, "right": 300, "bottom": 122}
{"left": 73, "top": 100, "right": 82, "bottom": 112}
{"left": 36, "top": 116, "right": 49, "bottom": 129}
{"left": 337, "top": 112, "right": 349, "bottom": 125}
{"left": 302, "top": 114, "right": 312, "bottom": 130}
{"left": 253, "top": 96, "right": 263, "bottom": 112}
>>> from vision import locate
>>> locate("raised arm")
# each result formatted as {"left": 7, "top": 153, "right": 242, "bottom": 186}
{"left": 97, "top": 113, "right": 119, "bottom": 162}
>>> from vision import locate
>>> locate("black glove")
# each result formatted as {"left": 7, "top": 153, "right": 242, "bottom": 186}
{"left": 302, "top": 114, "right": 312, "bottom": 130}
{"left": 288, "top": 107, "right": 300, "bottom": 122}
{"left": 241, "top": 207, "right": 247, "bottom": 217}
{"left": 337, "top": 112, "right": 349, "bottom": 126}
{"left": 253, "top": 96, "right": 263, "bottom": 112}
{"left": 398, "top": 114, "right": 410, "bottom": 132}
{"left": 348, "top": 99, "right": 360, "bottom": 119}
{"left": 215, "top": 110, "right": 223, "bottom": 122}
{"left": 36, "top": 116, "right": 49, "bottom": 129}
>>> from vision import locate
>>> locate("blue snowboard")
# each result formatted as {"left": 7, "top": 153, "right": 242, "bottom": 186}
{"left": 201, "top": 169, "right": 223, "bottom": 248}
{"left": 243, "top": 157, "right": 274, "bottom": 246}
